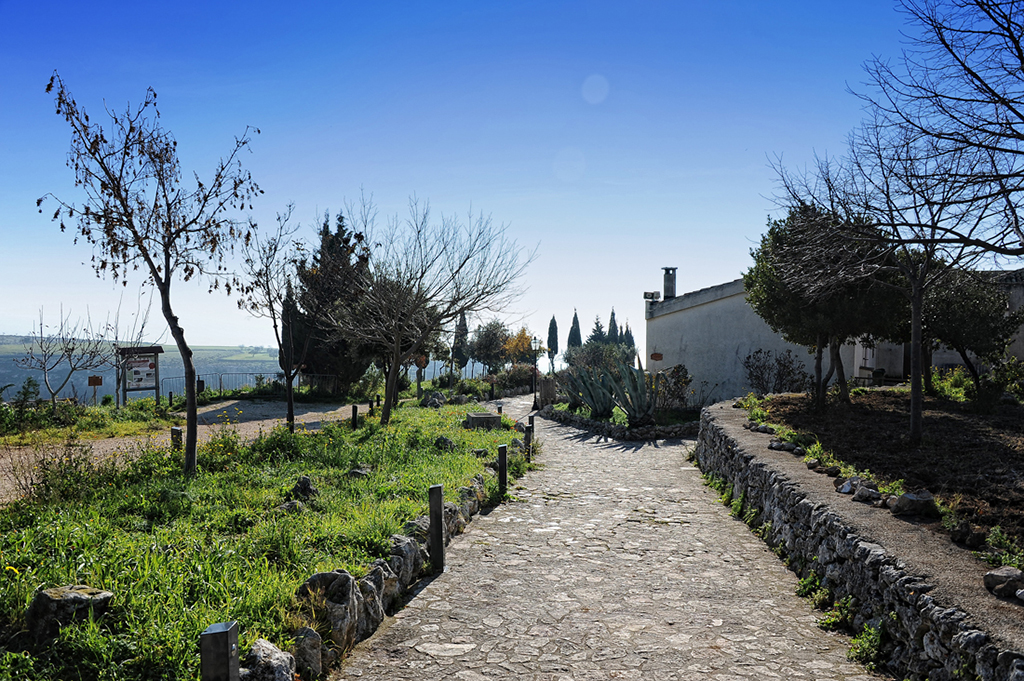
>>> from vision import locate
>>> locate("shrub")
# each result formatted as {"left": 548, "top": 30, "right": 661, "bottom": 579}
{"left": 743, "top": 349, "right": 811, "bottom": 396}
{"left": 495, "top": 363, "right": 534, "bottom": 390}
{"left": 656, "top": 364, "right": 692, "bottom": 411}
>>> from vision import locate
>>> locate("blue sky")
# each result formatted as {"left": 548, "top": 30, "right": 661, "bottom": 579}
{"left": 0, "top": 1, "right": 906, "bottom": 356}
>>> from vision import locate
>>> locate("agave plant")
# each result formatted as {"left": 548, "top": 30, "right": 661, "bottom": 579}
{"left": 560, "top": 368, "right": 616, "bottom": 420}
{"left": 609, "top": 361, "right": 660, "bottom": 428}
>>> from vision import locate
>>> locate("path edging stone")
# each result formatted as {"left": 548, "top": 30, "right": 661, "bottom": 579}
{"left": 695, "top": 401, "right": 1024, "bottom": 681}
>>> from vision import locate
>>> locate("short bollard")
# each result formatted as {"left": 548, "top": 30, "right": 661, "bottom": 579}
{"left": 497, "top": 405, "right": 503, "bottom": 415}
{"left": 528, "top": 414, "right": 535, "bottom": 428}
{"left": 498, "top": 444, "right": 508, "bottom": 499}
{"left": 171, "top": 427, "right": 182, "bottom": 451}
{"left": 368, "top": 399, "right": 374, "bottom": 416}
{"left": 351, "top": 404, "right": 358, "bottom": 429}
{"left": 489, "top": 384, "right": 495, "bottom": 400}
{"left": 376, "top": 395, "right": 381, "bottom": 407}
{"left": 429, "top": 484, "right": 444, "bottom": 574}
{"left": 524, "top": 425, "right": 533, "bottom": 463}
{"left": 200, "top": 620, "right": 239, "bottom": 681}
{"left": 168, "top": 391, "right": 174, "bottom": 407}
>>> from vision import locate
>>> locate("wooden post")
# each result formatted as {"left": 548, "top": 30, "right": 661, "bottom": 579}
{"left": 498, "top": 444, "right": 507, "bottom": 499}
{"left": 351, "top": 404, "right": 358, "bottom": 429}
{"left": 171, "top": 427, "right": 182, "bottom": 451}
{"left": 429, "top": 484, "right": 444, "bottom": 574}
{"left": 376, "top": 395, "right": 381, "bottom": 407}
{"left": 524, "top": 425, "right": 533, "bottom": 463}
{"left": 368, "top": 399, "right": 374, "bottom": 417}
{"left": 529, "top": 414, "right": 535, "bottom": 428}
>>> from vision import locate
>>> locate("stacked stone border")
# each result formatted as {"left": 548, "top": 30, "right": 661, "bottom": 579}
{"left": 695, "top": 404, "right": 1024, "bottom": 681}
{"left": 538, "top": 404, "right": 699, "bottom": 440}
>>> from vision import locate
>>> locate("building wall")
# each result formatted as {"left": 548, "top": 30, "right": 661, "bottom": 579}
{"left": 645, "top": 279, "right": 861, "bottom": 400}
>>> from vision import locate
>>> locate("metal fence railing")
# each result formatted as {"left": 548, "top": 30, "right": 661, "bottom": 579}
{"left": 160, "top": 372, "right": 347, "bottom": 397}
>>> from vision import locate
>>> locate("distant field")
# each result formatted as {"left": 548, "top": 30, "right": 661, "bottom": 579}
{"left": 0, "top": 336, "right": 280, "bottom": 400}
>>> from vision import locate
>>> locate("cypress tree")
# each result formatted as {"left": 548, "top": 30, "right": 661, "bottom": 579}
{"left": 452, "top": 311, "right": 470, "bottom": 371}
{"left": 547, "top": 315, "right": 558, "bottom": 372}
{"left": 607, "top": 309, "right": 619, "bottom": 345}
{"left": 622, "top": 323, "right": 635, "bottom": 349}
{"left": 567, "top": 310, "right": 582, "bottom": 348}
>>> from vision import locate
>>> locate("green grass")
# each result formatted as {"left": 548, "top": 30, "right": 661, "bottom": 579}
{"left": 0, "top": 397, "right": 183, "bottom": 445}
{"left": 0, "top": 403, "right": 524, "bottom": 680}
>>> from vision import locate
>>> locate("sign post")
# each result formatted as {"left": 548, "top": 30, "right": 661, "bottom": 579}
{"left": 117, "top": 346, "right": 164, "bottom": 405}
{"left": 87, "top": 375, "right": 103, "bottom": 406}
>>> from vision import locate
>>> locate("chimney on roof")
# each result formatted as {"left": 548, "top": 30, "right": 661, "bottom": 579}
{"left": 662, "top": 267, "right": 677, "bottom": 300}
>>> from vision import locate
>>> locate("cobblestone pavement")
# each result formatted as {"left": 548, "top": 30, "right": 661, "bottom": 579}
{"left": 332, "top": 397, "right": 881, "bottom": 681}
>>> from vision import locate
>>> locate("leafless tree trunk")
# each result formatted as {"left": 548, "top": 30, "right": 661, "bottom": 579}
{"left": 40, "top": 73, "right": 260, "bottom": 475}
{"left": 16, "top": 308, "right": 110, "bottom": 411}
{"left": 336, "top": 197, "right": 534, "bottom": 425}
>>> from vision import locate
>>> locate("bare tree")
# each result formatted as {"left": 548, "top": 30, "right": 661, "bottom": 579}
{"left": 17, "top": 308, "right": 110, "bottom": 411}
{"left": 239, "top": 205, "right": 367, "bottom": 432}
{"left": 39, "top": 73, "right": 260, "bottom": 475}
{"left": 859, "top": 0, "right": 1024, "bottom": 255}
{"left": 337, "top": 197, "right": 533, "bottom": 424}
{"left": 775, "top": 117, "right": 993, "bottom": 443}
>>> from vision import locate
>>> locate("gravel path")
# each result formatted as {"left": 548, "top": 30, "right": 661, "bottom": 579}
{"left": 331, "top": 396, "right": 880, "bottom": 681}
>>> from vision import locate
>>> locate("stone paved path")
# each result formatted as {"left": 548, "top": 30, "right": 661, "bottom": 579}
{"left": 332, "top": 397, "right": 881, "bottom": 680}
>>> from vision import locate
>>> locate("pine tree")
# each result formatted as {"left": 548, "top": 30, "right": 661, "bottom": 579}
{"left": 567, "top": 310, "right": 582, "bottom": 348}
{"left": 547, "top": 315, "right": 558, "bottom": 373}
{"left": 607, "top": 309, "right": 619, "bottom": 345}
{"left": 587, "top": 316, "right": 607, "bottom": 345}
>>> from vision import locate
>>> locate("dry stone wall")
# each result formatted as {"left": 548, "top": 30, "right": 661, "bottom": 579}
{"left": 695, "top": 402, "right": 1024, "bottom": 681}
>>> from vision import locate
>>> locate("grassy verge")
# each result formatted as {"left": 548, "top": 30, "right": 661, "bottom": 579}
{"left": 0, "top": 398, "right": 183, "bottom": 446}
{"left": 0, "top": 403, "right": 525, "bottom": 680}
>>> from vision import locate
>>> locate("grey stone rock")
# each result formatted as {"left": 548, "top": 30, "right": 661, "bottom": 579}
{"left": 347, "top": 468, "right": 370, "bottom": 478}
{"left": 510, "top": 438, "right": 526, "bottom": 453}
{"left": 515, "top": 421, "right": 526, "bottom": 433}
{"left": 891, "top": 490, "right": 941, "bottom": 518}
{"left": 290, "top": 475, "right": 319, "bottom": 501}
{"left": 434, "top": 436, "right": 456, "bottom": 452}
{"left": 984, "top": 566, "right": 1024, "bottom": 598}
{"left": 387, "top": 534, "right": 424, "bottom": 589}
{"left": 472, "top": 448, "right": 489, "bottom": 457}
{"left": 240, "top": 639, "right": 296, "bottom": 681}
{"left": 402, "top": 516, "right": 430, "bottom": 543}
{"left": 792, "top": 446, "right": 805, "bottom": 456}
{"left": 823, "top": 465, "right": 841, "bottom": 477}
{"left": 293, "top": 626, "right": 322, "bottom": 679}
{"left": 837, "top": 476, "right": 863, "bottom": 494}
{"left": 805, "top": 458, "right": 821, "bottom": 469}
{"left": 275, "top": 500, "right": 305, "bottom": 513}
{"left": 852, "top": 486, "right": 882, "bottom": 503}
{"left": 355, "top": 566, "right": 387, "bottom": 642}
{"left": 452, "top": 394, "right": 468, "bottom": 405}
{"left": 25, "top": 584, "right": 113, "bottom": 640}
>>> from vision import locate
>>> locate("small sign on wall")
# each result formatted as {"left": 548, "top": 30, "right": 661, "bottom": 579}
{"left": 650, "top": 353, "right": 663, "bottom": 361}
{"left": 87, "top": 375, "right": 103, "bottom": 387}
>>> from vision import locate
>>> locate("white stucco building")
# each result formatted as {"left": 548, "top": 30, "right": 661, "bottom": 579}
{"left": 644, "top": 268, "right": 1024, "bottom": 401}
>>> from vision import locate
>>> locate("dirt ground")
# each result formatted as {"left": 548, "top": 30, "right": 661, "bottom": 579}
{"left": 767, "top": 390, "right": 1024, "bottom": 546}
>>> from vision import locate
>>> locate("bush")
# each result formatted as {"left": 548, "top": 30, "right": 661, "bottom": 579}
{"left": 495, "top": 363, "right": 535, "bottom": 390}
{"left": 743, "top": 349, "right": 811, "bottom": 396}
{"left": 656, "top": 364, "right": 692, "bottom": 411}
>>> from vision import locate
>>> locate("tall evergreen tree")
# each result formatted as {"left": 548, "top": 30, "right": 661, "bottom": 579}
{"left": 621, "top": 323, "right": 635, "bottom": 349}
{"left": 452, "top": 311, "right": 470, "bottom": 371}
{"left": 295, "top": 210, "right": 372, "bottom": 391}
{"left": 566, "top": 309, "right": 582, "bottom": 348}
{"left": 546, "top": 315, "right": 558, "bottom": 373}
{"left": 607, "top": 309, "right": 619, "bottom": 345}
{"left": 586, "top": 316, "right": 607, "bottom": 345}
